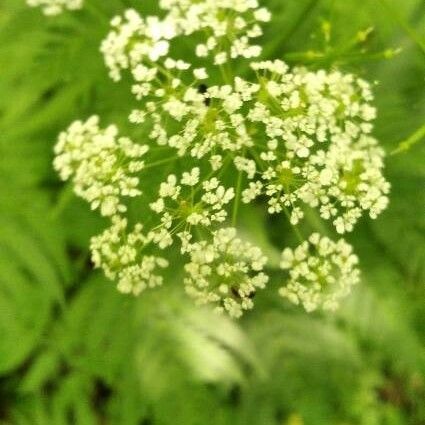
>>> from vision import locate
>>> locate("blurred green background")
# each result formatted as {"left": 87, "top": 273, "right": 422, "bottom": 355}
{"left": 0, "top": 0, "right": 424, "bottom": 424}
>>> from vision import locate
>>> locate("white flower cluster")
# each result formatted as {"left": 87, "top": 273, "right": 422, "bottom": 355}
{"left": 182, "top": 227, "right": 269, "bottom": 318}
{"left": 149, "top": 168, "right": 235, "bottom": 248}
{"left": 27, "top": 0, "right": 83, "bottom": 15}
{"left": 54, "top": 116, "right": 148, "bottom": 217}
{"left": 101, "top": 1, "right": 269, "bottom": 82}
{"left": 159, "top": 82, "right": 258, "bottom": 159}
{"left": 279, "top": 233, "right": 360, "bottom": 312}
{"left": 90, "top": 216, "right": 168, "bottom": 295}
{"left": 239, "top": 62, "right": 390, "bottom": 233}
{"left": 160, "top": 0, "right": 271, "bottom": 63}
{"left": 100, "top": 9, "right": 178, "bottom": 82}
{"left": 52, "top": 1, "right": 392, "bottom": 317}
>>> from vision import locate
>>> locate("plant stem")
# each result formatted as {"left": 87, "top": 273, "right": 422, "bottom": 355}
{"left": 391, "top": 122, "right": 425, "bottom": 155}
{"left": 143, "top": 156, "right": 179, "bottom": 170}
{"left": 50, "top": 184, "right": 74, "bottom": 219}
{"left": 232, "top": 170, "right": 243, "bottom": 226}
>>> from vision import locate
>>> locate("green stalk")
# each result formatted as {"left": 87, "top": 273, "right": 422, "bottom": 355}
{"left": 391, "top": 122, "right": 425, "bottom": 155}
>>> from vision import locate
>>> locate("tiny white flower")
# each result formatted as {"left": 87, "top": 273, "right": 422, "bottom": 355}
{"left": 181, "top": 167, "right": 200, "bottom": 186}
{"left": 149, "top": 40, "right": 169, "bottom": 61}
{"left": 254, "top": 8, "right": 272, "bottom": 22}
{"left": 193, "top": 68, "right": 208, "bottom": 80}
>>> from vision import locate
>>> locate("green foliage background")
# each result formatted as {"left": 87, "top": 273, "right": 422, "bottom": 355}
{"left": 0, "top": 0, "right": 424, "bottom": 424}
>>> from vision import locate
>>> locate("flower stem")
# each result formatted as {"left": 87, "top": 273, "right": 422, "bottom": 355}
{"left": 50, "top": 184, "right": 74, "bottom": 219}
{"left": 391, "top": 122, "right": 425, "bottom": 155}
{"left": 143, "top": 156, "right": 179, "bottom": 170}
{"left": 232, "top": 170, "right": 243, "bottom": 226}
